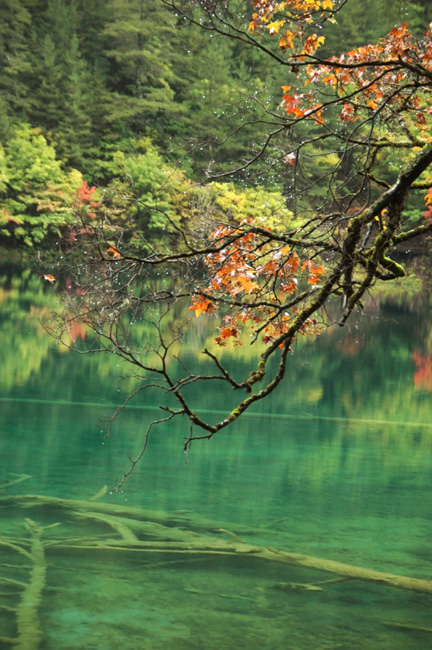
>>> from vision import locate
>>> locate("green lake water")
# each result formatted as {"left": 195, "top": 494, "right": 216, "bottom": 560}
{"left": 1, "top": 269, "right": 432, "bottom": 649}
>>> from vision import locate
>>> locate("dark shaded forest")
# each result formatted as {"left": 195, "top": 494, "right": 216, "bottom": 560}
{"left": 0, "top": 0, "right": 429, "bottom": 248}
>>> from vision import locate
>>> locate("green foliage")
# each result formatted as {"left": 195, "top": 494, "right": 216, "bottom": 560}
{"left": 0, "top": 0, "right": 430, "bottom": 249}
{"left": 192, "top": 182, "right": 297, "bottom": 232}
{"left": 102, "top": 141, "right": 189, "bottom": 252}
{"left": 0, "top": 0, "right": 289, "bottom": 183}
{"left": 103, "top": 0, "right": 177, "bottom": 107}
{"left": 0, "top": 124, "right": 82, "bottom": 246}
{"left": 0, "top": 0, "right": 35, "bottom": 122}
{"left": 90, "top": 141, "right": 297, "bottom": 252}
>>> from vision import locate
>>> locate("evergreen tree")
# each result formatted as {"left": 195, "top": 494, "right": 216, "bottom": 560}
{"left": 102, "top": 0, "right": 180, "bottom": 133}
{"left": 0, "top": 0, "right": 38, "bottom": 131}
{"left": 23, "top": 0, "right": 94, "bottom": 167}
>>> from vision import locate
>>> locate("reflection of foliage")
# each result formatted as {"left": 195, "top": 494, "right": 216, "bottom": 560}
{"left": 334, "top": 333, "right": 364, "bottom": 359}
{"left": 283, "top": 421, "right": 432, "bottom": 498}
{"left": 0, "top": 269, "right": 184, "bottom": 400}
{"left": 2, "top": 270, "right": 432, "bottom": 494}
{"left": 412, "top": 351, "right": 432, "bottom": 391}
{"left": 0, "top": 272, "right": 59, "bottom": 389}
{"left": 373, "top": 274, "right": 424, "bottom": 305}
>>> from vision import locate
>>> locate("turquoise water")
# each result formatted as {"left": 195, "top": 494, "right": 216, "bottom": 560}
{"left": 1, "top": 271, "right": 432, "bottom": 649}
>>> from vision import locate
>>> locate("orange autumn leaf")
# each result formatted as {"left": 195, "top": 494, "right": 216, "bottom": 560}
{"left": 424, "top": 188, "right": 432, "bottom": 206}
{"left": 301, "top": 260, "right": 325, "bottom": 284}
{"left": 279, "top": 31, "right": 294, "bottom": 50}
{"left": 220, "top": 326, "right": 239, "bottom": 339}
{"left": 308, "top": 265, "right": 325, "bottom": 285}
{"left": 189, "top": 297, "right": 215, "bottom": 317}
{"left": 107, "top": 246, "right": 121, "bottom": 259}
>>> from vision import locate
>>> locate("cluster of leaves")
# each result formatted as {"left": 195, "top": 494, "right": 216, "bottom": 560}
{"left": 201, "top": 183, "right": 297, "bottom": 231}
{"left": 102, "top": 145, "right": 191, "bottom": 252}
{"left": 423, "top": 186, "right": 432, "bottom": 218}
{"left": 249, "top": 0, "right": 335, "bottom": 55}
{"left": 242, "top": 1, "right": 432, "bottom": 223}
{"left": 190, "top": 221, "right": 324, "bottom": 346}
{"left": 301, "top": 23, "right": 432, "bottom": 127}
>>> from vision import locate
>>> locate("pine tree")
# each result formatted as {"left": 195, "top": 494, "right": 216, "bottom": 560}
{"left": 0, "top": 0, "right": 38, "bottom": 132}
{"left": 102, "top": 0, "right": 179, "bottom": 132}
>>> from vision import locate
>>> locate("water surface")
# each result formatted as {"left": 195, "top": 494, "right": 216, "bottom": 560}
{"left": 1, "top": 270, "right": 432, "bottom": 649}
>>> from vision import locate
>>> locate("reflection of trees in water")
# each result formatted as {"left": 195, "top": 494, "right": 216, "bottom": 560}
{"left": 0, "top": 272, "right": 58, "bottom": 390}
{"left": 412, "top": 352, "right": 432, "bottom": 391}
{"left": 2, "top": 270, "right": 432, "bottom": 475}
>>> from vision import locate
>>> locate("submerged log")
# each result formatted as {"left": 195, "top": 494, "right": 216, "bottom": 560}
{"left": 2, "top": 493, "right": 432, "bottom": 597}
{"left": 88, "top": 485, "right": 108, "bottom": 502}
{"left": 3, "top": 493, "right": 251, "bottom": 534}
{"left": 0, "top": 519, "right": 60, "bottom": 650}
{"left": 50, "top": 536, "right": 432, "bottom": 597}
{"left": 260, "top": 546, "right": 432, "bottom": 596}
{"left": 13, "top": 519, "right": 46, "bottom": 650}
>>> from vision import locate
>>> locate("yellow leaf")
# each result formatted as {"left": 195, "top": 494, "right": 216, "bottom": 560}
{"left": 236, "top": 276, "right": 258, "bottom": 294}
{"left": 267, "top": 20, "right": 285, "bottom": 34}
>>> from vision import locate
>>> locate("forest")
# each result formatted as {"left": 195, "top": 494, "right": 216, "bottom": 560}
{"left": 0, "top": 0, "right": 430, "bottom": 250}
